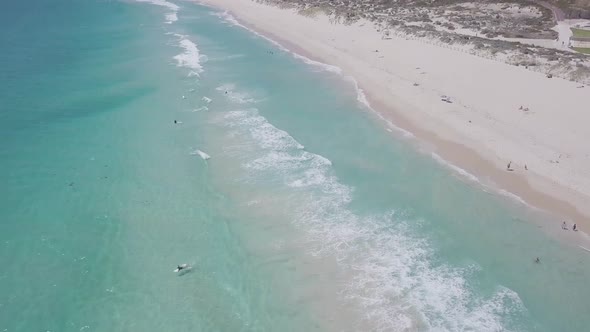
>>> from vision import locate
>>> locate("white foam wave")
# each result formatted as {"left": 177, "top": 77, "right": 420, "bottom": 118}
{"left": 134, "top": 0, "right": 179, "bottom": 23}
{"left": 211, "top": 8, "right": 416, "bottom": 143}
{"left": 202, "top": 96, "right": 212, "bottom": 103}
{"left": 431, "top": 152, "right": 480, "bottom": 184}
{"left": 216, "top": 83, "right": 261, "bottom": 104}
{"left": 346, "top": 77, "right": 414, "bottom": 138}
{"left": 173, "top": 34, "right": 205, "bottom": 75}
{"left": 231, "top": 94, "right": 258, "bottom": 104}
{"left": 220, "top": 108, "right": 525, "bottom": 331}
{"left": 210, "top": 10, "right": 240, "bottom": 26}
{"left": 211, "top": 10, "right": 341, "bottom": 74}
{"left": 375, "top": 111, "right": 415, "bottom": 138}
{"left": 135, "top": 0, "right": 178, "bottom": 11}
{"left": 190, "top": 149, "right": 211, "bottom": 160}
{"left": 246, "top": 199, "right": 260, "bottom": 206}
{"left": 355, "top": 83, "right": 370, "bottom": 108}
{"left": 246, "top": 151, "right": 330, "bottom": 174}
{"left": 208, "top": 54, "right": 246, "bottom": 62}
{"left": 216, "top": 83, "right": 235, "bottom": 91}
{"left": 431, "top": 152, "right": 529, "bottom": 207}
{"left": 165, "top": 12, "right": 178, "bottom": 24}
{"left": 193, "top": 106, "right": 208, "bottom": 112}
{"left": 497, "top": 189, "right": 528, "bottom": 206}
{"left": 224, "top": 110, "right": 304, "bottom": 150}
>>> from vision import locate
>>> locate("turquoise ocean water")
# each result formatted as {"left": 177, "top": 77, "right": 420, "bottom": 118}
{"left": 2, "top": 1, "right": 590, "bottom": 331}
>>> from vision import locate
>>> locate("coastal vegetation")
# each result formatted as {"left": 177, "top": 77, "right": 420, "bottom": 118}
{"left": 572, "top": 27, "right": 590, "bottom": 37}
{"left": 255, "top": 0, "right": 590, "bottom": 83}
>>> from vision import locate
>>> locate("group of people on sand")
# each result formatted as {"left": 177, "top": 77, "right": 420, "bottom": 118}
{"left": 562, "top": 221, "right": 578, "bottom": 231}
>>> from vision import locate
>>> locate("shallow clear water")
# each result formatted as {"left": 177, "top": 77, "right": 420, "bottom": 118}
{"left": 2, "top": 1, "right": 590, "bottom": 331}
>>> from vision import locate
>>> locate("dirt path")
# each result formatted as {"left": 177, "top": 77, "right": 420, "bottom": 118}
{"left": 530, "top": 0, "right": 566, "bottom": 21}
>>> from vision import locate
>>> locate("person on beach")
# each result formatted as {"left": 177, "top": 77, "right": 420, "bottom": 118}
{"left": 507, "top": 161, "right": 513, "bottom": 171}
{"left": 562, "top": 221, "right": 568, "bottom": 230}
{"left": 573, "top": 223, "right": 578, "bottom": 231}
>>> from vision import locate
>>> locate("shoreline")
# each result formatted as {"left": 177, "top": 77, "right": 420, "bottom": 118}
{"left": 198, "top": 0, "right": 590, "bottom": 234}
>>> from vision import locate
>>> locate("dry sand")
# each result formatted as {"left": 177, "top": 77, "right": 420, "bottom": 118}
{"left": 199, "top": 0, "right": 590, "bottom": 232}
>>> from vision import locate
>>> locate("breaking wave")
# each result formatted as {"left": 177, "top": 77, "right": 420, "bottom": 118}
{"left": 134, "top": 0, "right": 179, "bottom": 23}
{"left": 216, "top": 107, "right": 526, "bottom": 331}
{"left": 173, "top": 34, "right": 206, "bottom": 76}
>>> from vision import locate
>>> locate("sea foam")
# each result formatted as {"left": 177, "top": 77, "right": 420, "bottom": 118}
{"left": 431, "top": 152, "right": 529, "bottom": 206}
{"left": 211, "top": 10, "right": 341, "bottom": 74}
{"left": 191, "top": 149, "right": 211, "bottom": 160}
{"left": 208, "top": 8, "right": 532, "bottom": 212}
{"left": 210, "top": 8, "right": 417, "bottom": 143}
{"left": 165, "top": 12, "right": 178, "bottom": 24}
{"left": 218, "top": 107, "right": 526, "bottom": 331}
{"left": 207, "top": 9, "right": 526, "bottom": 330}
{"left": 193, "top": 106, "right": 208, "bottom": 112}
{"left": 210, "top": 10, "right": 240, "bottom": 27}
{"left": 173, "top": 34, "right": 205, "bottom": 75}
{"left": 216, "top": 83, "right": 261, "bottom": 104}
{"left": 134, "top": 0, "right": 179, "bottom": 23}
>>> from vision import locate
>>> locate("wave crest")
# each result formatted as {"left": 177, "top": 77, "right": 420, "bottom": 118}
{"left": 173, "top": 34, "right": 206, "bottom": 75}
{"left": 218, "top": 107, "right": 526, "bottom": 331}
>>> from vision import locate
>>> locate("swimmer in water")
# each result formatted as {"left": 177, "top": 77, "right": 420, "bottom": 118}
{"left": 535, "top": 257, "right": 540, "bottom": 263}
{"left": 177, "top": 265, "right": 185, "bottom": 271}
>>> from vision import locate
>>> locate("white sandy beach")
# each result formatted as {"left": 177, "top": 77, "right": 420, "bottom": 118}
{"left": 200, "top": 0, "right": 590, "bottom": 228}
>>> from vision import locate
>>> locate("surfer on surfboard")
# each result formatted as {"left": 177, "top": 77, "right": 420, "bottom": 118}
{"left": 174, "top": 264, "right": 190, "bottom": 273}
